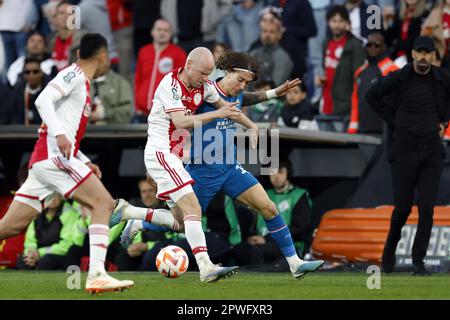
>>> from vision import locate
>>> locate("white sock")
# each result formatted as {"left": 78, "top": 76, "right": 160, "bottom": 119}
{"left": 124, "top": 204, "right": 148, "bottom": 220}
{"left": 88, "top": 224, "right": 109, "bottom": 277}
{"left": 147, "top": 208, "right": 179, "bottom": 231}
{"left": 183, "top": 215, "right": 211, "bottom": 270}
{"left": 125, "top": 206, "right": 178, "bottom": 230}
{"left": 287, "top": 255, "right": 304, "bottom": 273}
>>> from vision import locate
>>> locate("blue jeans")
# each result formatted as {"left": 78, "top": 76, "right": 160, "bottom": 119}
{"left": 0, "top": 31, "right": 28, "bottom": 71}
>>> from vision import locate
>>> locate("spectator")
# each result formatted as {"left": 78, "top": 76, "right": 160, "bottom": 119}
{"left": 130, "top": 178, "right": 164, "bottom": 209}
{"left": 161, "top": 0, "right": 204, "bottom": 52}
{"left": 421, "top": 0, "right": 450, "bottom": 70}
{"left": 79, "top": 0, "right": 119, "bottom": 69}
{"left": 16, "top": 195, "right": 79, "bottom": 270}
{"left": 279, "top": 81, "right": 315, "bottom": 128}
{"left": 316, "top": 5, "right": 365, "bottom": 116}
{"left": 308, "top": 0, "right": 332, "bottom": 105}
{"left": 209, "top": 42, "right": 229, "bottom": 81}
{"left": 106, "top": 0, "right": 133, "bottom": 79}
{"left": 0, "top": 0, "right": 36, "bottom": 71}
{"left": 90, "top": 59, "right": 133, "bottom": 125}
{"left": 345, "top": 0, "right": 375, "bottom": 43}
{"left": 132, "top": 0, "right": 161, "bottom": 58}
{"left": 384, "top": 0, "right": 430, "bottom": 64}
{"left": 7, "top": 31, "right": 57, "bottom": 87}
{"left": 246, "top": 79, "right": 283, "bottom": 124}
{"left": 348, "top": 32, "right": 398, "bottom": 135}
{"left": 48, "top": 1, "right": 85, "bottom": 71}
{"left": 231, "top": 161, "right": 313, "bottom": 266}
{"left": 201, "top": 0, "right": 233, "bottom": 48}
{"left": 133, "top": 19, "right": 186, "bottom": 123}
{"left": 249, "top": 19, "right": 294, "bottom": 86}
{"left": 0, "top": 80, "right": 13, "bottom": 124}
{"left": 217, "top": 0, "right": 263, "bottom": 52}
{"left": 161, "top": 0, "right": 232, "bottom": 53}
{"left": 34, "top": 0, "right": 54, "bottom": 37}
{"left": 11, "top": 57, "right": 49, "bottom": 125}
{"left": 278, "top": 0, "right": 317, "bottom": 79}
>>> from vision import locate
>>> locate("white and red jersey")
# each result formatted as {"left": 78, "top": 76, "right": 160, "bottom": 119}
{"left": 146, "top": 68, "right": 220, "bottom": 157}
{"left": 29, "top": 63, "right": 91, "bottom": 168}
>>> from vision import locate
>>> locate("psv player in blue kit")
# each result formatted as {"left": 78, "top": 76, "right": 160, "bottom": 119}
{"left": 113, "top": 51, "right": 324, "bottom": 279}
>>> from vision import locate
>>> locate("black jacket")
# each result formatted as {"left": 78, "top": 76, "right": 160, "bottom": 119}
{"left": 366, "top": 64, "right": 450, "bottom": 158}
{"left": 366, "top": 64, "right": 450, "bottom": 127}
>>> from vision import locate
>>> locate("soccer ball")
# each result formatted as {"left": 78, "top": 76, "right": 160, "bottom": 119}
{"left": 156, "top": 245, "right": 189, "bottom": 278}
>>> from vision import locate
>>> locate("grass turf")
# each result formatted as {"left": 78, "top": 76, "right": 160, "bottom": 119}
{"left": 0, "top": 270, "right": 449, "bottom": 300}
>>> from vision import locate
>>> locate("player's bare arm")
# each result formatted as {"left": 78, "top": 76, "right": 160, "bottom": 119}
{"left": 241, "top": 78, "right": 302, "bottom": 107}
{"left": 231, "top": 112, "right": 259, "bottom": 149}
{"left": 169, "top": 103, "right": 242, "bottom": 129}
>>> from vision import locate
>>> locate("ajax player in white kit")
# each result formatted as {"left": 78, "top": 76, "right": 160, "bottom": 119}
{"left": 0, "top": 34, "right": 133, "bottom": 293}
{"left": 112, "top": 47, "right": 243, "bottom": 282}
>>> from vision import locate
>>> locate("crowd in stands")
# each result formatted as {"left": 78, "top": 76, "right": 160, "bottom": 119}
{"left": 0, "top": 0, "right": 447, "bottom": 135}
{"left": 1, "top": 0, "right": 450, "bottom": 270}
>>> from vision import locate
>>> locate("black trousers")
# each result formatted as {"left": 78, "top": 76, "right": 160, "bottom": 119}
{"left": 16, "top": 253, "right": 67, "bottom": 270}
{"left": 386, "top": 137, "right": 444, "bottom": 265}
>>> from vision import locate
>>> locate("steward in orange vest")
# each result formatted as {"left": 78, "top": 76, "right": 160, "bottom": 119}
{"left": 348, "top": 55, "right": 398, "bottom": 134}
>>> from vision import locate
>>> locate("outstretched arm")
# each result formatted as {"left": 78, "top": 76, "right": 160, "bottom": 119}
{"left": 242, "top": 78, "right": 302, "bottom": 107}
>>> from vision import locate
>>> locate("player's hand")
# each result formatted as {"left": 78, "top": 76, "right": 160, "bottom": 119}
{"left": 249, "top": 126, "right": 258, "bottom": 149}
{"left": 127, "top": 243, "right": 148, "bottom": 257}
{"left": 247, "top": 235, "right": 266, "bottom": 245}
{"left": 86, "top": 162, "right": 102, "bottom": 179}
{"left": 56, "top": 134, "right": 72, "bottom": 160}
{"left": 217, "top": 103, "right": 242, "bottom": 119}
{"left": 275, "top": 78, "right": 302, "bottom": 97}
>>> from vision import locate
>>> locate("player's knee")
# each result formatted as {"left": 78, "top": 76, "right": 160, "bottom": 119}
{"left": 260, "top": 201, "right": 278, "bottom": 219}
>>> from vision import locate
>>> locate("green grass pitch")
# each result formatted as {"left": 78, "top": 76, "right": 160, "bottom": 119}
{"left": 0, "top": 271, "right": 449, "bottom": 300}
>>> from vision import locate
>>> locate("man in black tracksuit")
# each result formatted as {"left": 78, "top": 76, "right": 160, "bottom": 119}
{"left": 366, "top": 36, "right": 450, "bottom": 276}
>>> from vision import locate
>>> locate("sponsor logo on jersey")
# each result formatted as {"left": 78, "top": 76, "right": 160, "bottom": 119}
{"left": 63, "top": 71, "right": 76, "bottom": 83}
{"left": 172, "top": 87, "right": 180, "bottom": 100}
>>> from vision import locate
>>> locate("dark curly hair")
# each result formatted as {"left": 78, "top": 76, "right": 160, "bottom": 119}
{"left": 216, "top": 50, "right": 261, "bottom": 82}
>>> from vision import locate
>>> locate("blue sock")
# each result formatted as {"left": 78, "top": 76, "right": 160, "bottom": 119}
{"left": 264, "top": 215, "right": 296, "bottom": 258}
{"left": 143, "top": 221, "right": 170, "bottom": 232}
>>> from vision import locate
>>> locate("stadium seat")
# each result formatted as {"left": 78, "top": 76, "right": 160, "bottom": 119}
{"left": 311, "top": 206, "right": 450, "bottom": 263}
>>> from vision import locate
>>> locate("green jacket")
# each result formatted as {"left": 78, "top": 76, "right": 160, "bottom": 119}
{"left": 91, "top": 69, "right": 133, "bottom": 124}
{"left": 256, "top": 184, "right": 312, "bottom": 252}
{"left": 24, "top": 202, "right": 80, "bottom": 257}
{"left": 322, "top": 33, "right": 365, "bottom": 116}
